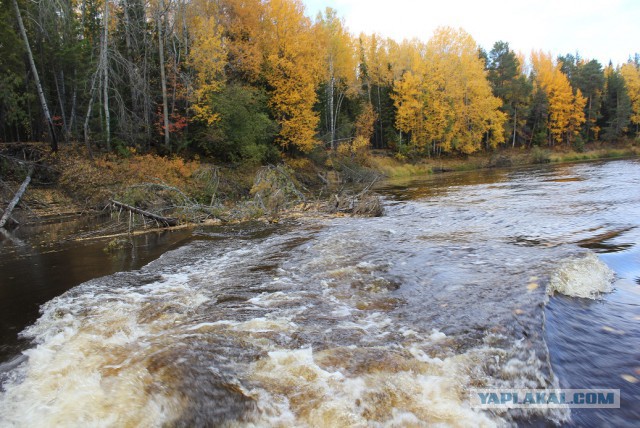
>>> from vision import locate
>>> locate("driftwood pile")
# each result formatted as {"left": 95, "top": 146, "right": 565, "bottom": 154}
{"left": 326, "top": 175, "right": 384, "bottom": 218}
{"left": 250, "top": 165, "right": 306, "bottom": 216}
{"left": 328, "top": 190, "right": 384, "bottom": 217}
{"left": 109, "top": 178, "right": 227, "bottom": 229}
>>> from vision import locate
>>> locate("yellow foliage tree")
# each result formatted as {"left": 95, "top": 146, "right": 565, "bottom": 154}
{"left": 186, "top": 0, "right": 226, "bottom": 125}
{"left": 218, "top": 0, "right": 264, "bottom": 82}
{"left": 531, "top": 51, "right": 586, "bottom": 145}
{"left": 393, "top": 69, "right": 427, "bottom": 147}
{"left": 392, "top": 28, "right": 505, "bottom": 155}
{"left": 620, "top": 63, "right": 640, "bottom": 135}
{"left": 354, "top": 102, "right": 378, "bottom": 141}
{"left": 316, "top": 8, "right": 357, "bottom": 149}
{"left": 261, "top": 0, "right": 323, "bottom": 152}
{"left": 360, "top": 33, "right": 393, "bottom": 88}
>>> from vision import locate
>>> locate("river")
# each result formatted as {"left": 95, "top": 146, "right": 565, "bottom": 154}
{"left": 0, "top": 159, "right": 639, "bottom": 426}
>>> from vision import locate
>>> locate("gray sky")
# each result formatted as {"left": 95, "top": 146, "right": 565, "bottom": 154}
{"left": 302, "top": 0, "right": 639, "bottom": 66}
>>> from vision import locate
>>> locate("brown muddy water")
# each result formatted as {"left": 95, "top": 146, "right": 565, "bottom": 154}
{"left": 1, "top": 159, "right": 639, "bottom": 427}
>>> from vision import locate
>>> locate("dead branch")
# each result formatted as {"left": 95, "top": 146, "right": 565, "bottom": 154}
{"left": 110, "top": 200, "right": 178, "bottom": 226}
{"left": 327, "top": 177, "right": 384, "bottom": 217}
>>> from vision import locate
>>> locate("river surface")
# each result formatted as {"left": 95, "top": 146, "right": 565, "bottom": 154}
{"left": 1, "top": 160, "right": 639, "bottom": 427}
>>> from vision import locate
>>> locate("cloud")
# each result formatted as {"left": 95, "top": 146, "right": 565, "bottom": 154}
{"left": 302, "top": 0, "right": 639, "bottom": 65}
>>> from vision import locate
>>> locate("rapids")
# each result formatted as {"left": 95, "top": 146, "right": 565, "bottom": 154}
{"left": 1, "top": 159, "right": 639, "bottom": 426}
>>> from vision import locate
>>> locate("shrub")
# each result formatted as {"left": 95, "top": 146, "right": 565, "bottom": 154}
{"left": 531, "top": 146, "right": 551, "bottom": 164}
{"left": 198, "top": 84, "right": 278, "bottom": 164}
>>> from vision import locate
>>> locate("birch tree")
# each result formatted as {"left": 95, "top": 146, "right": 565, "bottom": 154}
{"left": 11, "top": 0, "right": 59, "bottom": 152}
{"left": 317, "top": 8, "right": 356, "bottom": 150}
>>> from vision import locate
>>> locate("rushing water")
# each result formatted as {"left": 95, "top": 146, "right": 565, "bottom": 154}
{"left": 1, "top": 160, "right": 639, "bottom": 426}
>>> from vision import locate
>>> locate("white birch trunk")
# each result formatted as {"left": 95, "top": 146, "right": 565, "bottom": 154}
{"left": 12, "top": 0, "right": 58, "bottom": 152}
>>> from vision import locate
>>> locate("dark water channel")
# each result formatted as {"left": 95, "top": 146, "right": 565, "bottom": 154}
{"left": 0, "top": 218, "right": 194, "bottom": 360}
{"left": 0, "top": 160, "right": 639, "bottom": 426}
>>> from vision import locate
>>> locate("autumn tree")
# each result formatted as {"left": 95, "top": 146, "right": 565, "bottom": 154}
{"left": 620, "top": 62, "right": 640, "bottom": 135}
{"left": 531, "top": 51, "right": 586, "bottom": 145}
{"left": 392, "top": 67, "right": 425, "bottom": 150}
{"left": 393, "top": 28, "right": 505, "bottom": 155}
{"left": 186, "top": 0, "right": 226, "bottom": 127}
{"left": 218, "top": 0, "right": 264, "bottom": 83}
{"left": 260, "top": 0, "right": 322, "bottom": 153}
{"left": 559, "top": 54, "right": 605, "bottom": 141}
{"left": 359, "top": 34, "right": 396, "bottom": 148}
{"left": 316, "top": 8, "right": 357, "bottom": 150}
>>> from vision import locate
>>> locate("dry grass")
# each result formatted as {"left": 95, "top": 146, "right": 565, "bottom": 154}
{"left": 549, "top": 145, "right": 640, "bottom": 163}
{"left": 367, "top": 155, "right": 432, "bottom": 178}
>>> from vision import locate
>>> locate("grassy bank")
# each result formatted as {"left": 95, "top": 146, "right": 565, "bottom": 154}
{"left": 364, "top": 141, "right": 640, "bottom": 179}
{"left": 1, "top": 141, "right": 638, "bottom": 232}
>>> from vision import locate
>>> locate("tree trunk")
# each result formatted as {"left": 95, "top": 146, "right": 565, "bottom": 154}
{"left": 102, "top": 0, "right": 111, "bottom": 151}
{"left": 122, "top": 0, "right": 136, "bottom": 112}
{"left": 83, "top": 59, "right": 101, "bottom": 160}
{"left": 69, "top": 68, "right": 78, "bottom": 136}
{"left": 12, "top": 0, "right": 58, "bottom": 152}
{"left": 53, "top": 69, "right": 69, "bottom": 143}
{"left": 328, "top": 63, "right": 335, "bottom": 150}
{"left": 143, "top": 17, "right": 152, "bottom": 145}
{"left": 0, "top": 166, "right": 33, "bottom": 229}
{"left": 512, "top": 106, "right": 517, "bottom": 147}
{"left": 157, "top": 0, "right": 170, "bottom": 150}
{"left": 377, "top": 85, "right": 383, "bottom": 149}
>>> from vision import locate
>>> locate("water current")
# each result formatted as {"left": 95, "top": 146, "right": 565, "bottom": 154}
{"left": 1, "top": 160, "right": 639, "bottom": 426}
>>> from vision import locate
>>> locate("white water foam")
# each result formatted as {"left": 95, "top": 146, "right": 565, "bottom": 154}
{"left": 0, "top": 220, "right": 571, "bottom": 427}
{"left": 548, "top": 252, "right": 615, "bottom": 299}
{"left": 0, "top": 270, "right": 213, "bottom": 427}
{"left": 246, "top": 346, "right": 500, "bottom": 427}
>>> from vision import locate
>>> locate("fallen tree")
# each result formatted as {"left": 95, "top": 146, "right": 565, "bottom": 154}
{"left": 0, "top": 166, "right": 34, "bottom": 229}
{"left": 110, "top": 200, "right": 179, "bottom": 227}
{"left": 0, "top": 207, "right": 19, "bottom": 228}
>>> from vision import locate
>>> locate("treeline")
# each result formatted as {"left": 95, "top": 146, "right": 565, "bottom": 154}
{"left": 1, "top": 0, "right": 639, "bottom": 162}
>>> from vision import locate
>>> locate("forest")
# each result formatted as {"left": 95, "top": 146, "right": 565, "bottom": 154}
{"left": 1, "top": 0, "right": 640, "bottom": 164}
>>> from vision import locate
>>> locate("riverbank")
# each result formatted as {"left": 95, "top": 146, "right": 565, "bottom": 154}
{"left": 367, "top": 141, "right": 640, "bottom": 178}
{"left": 1, "top": 141, "right": 639, "bottom": 236}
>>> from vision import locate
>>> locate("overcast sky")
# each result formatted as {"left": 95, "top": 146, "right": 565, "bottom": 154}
{"left": 302, "top": 0, "right": 639, "bottom": 66}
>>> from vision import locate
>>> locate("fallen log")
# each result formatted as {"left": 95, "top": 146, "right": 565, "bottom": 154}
{"left": 0, "top": 166, "right": 33, "bottom": 229}
{"left": 110, "top": 200, "right": 179, "bottom": 227}
{"left": 0, "top": 208, "right": 19, "bottom": 228}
